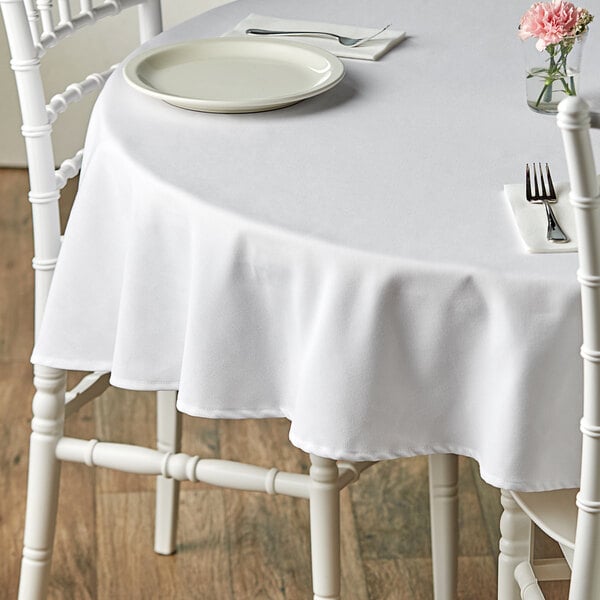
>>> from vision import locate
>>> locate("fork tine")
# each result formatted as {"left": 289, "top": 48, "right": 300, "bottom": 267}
{"left": 532, "top": 162, "right": 541, "bottom": 199}
{"left": 525, "top": 163, "right": 533, "bottom": 201}
{"left": 545, "top": 162, "right": 557, "bottom": 199}
{"left": 537, "top": 162, "right": 548, "bottom": 198}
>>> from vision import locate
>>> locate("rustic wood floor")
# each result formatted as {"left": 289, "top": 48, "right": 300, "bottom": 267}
{"left": 0, "top": 168, "right": 568, "bottom": 598}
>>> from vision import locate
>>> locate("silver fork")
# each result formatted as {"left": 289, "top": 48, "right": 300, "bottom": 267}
{"left": 525, "top": 162, "right": 569, "bottom": 243}
{"left": 245, "top": 24, "right": 392, "bottom": 47}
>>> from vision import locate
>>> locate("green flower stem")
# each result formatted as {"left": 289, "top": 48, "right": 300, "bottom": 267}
{"left": 533, "top": 40, "right": 577, "bottom": 108}
{"left": 535, "top": 82, "right": 550, "bottom": 107}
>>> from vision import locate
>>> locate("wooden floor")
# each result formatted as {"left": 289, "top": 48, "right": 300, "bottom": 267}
{"left": 0, "top": 167, "right": 569, "bottom": 599}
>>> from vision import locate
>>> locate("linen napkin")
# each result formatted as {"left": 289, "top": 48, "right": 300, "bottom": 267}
{"left": 504, "top": 179, "right": 578, "bottom": 253}
{"left": 223, "top": 14, "right": 406, "bottom": 60}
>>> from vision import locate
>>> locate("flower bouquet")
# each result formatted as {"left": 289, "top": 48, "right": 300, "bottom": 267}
{"left": 519, "top": 0, "right": 593, "bottom": 113}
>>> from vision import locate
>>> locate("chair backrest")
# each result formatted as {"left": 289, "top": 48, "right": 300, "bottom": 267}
{"left": 557, "top": 96, "right": 600, "bottom": 599}
{"left": 0, "top": 0, "right": 163, "bottom": 339}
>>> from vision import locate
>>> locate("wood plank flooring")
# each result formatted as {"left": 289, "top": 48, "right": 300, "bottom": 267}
{"left": 0, "top": 167, "right": 569, "bottom": 598}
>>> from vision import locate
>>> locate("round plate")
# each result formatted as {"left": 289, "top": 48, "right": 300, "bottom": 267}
{"left": 122, "top": 38, "right": 345, "bottom": 113}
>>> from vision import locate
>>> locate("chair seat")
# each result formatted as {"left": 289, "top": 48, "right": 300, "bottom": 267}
{"left": 513, "top": 488, "right": 578, "bottom": 566}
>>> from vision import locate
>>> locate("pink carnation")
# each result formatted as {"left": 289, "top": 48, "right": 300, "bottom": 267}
{"left": 519, "top": 0, "right": 580, "bottom": 50}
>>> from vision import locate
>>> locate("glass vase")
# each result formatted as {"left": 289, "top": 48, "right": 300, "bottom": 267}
{"left": 522, "top": 33, "right": 587, "bottom": 114}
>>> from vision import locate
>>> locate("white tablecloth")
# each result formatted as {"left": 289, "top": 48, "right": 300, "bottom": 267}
{"left": 32, "top": 0, "right": 600, "bottom": 491}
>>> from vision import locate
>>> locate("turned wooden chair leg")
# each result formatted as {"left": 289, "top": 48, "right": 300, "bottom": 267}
{"left": 18, "top": 367, "right": 66, "bottom": 600}
{"left": 498, "top": 489, "right": 533, "bottom": 600}
{"left": 429, "top": 454, "right": 459, "bottom": 600}
{"left": 309, "top": 454, "right": 341, "bottom": 600}
{"left": 154, "top": 390, "right": 182, "bottom": 555}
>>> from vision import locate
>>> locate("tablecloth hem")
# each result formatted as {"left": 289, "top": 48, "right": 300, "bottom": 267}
{"left": 176, "top": 400, "right": 287, "bottom": 420}
{"left": 25, "top": 358, "right": 582, "bottom": 491}
{"left": 31, "top": 355, "right": 113, "bottom": 374}
{"left": 477, "top": 470, "right": 579, "bottom": 493}
{"left": 29, "top": 355, "right": 182, "bottom": 391}
{"left": 288, "top": 432, "right": 581, "bottom": 492}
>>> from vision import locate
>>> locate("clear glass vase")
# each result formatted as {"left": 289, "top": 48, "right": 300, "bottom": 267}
{"left": 522, "top": 33, "right": 587, "bottom": 114}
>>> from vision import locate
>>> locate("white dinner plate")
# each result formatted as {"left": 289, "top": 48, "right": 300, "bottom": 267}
{"left": 122, "top": 38, "right": 345, "bottom": 113}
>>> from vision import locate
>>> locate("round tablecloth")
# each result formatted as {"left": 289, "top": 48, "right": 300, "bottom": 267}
{"left": 32, "top": 0, "right": 600, "bottom": 490}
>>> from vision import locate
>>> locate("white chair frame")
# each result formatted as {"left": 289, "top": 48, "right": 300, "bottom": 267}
{"left": 497, "top": 97, "right": 600, "bottom": 600}
{"left": 1, "top": 0, "right": 460, "bottom": 597}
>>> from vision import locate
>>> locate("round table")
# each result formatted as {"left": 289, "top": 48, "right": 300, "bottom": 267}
{"left": 33, "top": 0, "right": 600, "bottom": 491}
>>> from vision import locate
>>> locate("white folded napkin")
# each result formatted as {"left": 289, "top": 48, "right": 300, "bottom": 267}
{"left": 504, "top": 180, "right": 578, "bottom": 253}
{"left": 223, "top": 14, "right": 406, "bottom": 60}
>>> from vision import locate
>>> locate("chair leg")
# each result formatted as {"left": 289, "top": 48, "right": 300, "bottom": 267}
{"left": 309, "top": 454, "right": 340, "bottom": 600}
{"left": 498, "top": 489, "right": 533, "bottom": 600}
{"left": 154, "top": 390, "right": 182, "bottom": 555}
{"left": 428, "top": 454, "right": 459, "bottom": 600}
{"left": 18, "top": 367, "right": 66, "bottom": 600}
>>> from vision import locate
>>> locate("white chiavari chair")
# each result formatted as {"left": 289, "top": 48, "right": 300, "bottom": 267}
{"left": 497, "top": 96, "right": 600, "bottom": 600}
{"left": 0, "top": 2, "right": 184, "bottom": 597}
{"left": 0, "top": 0, "right": 460, "bottom": 597}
